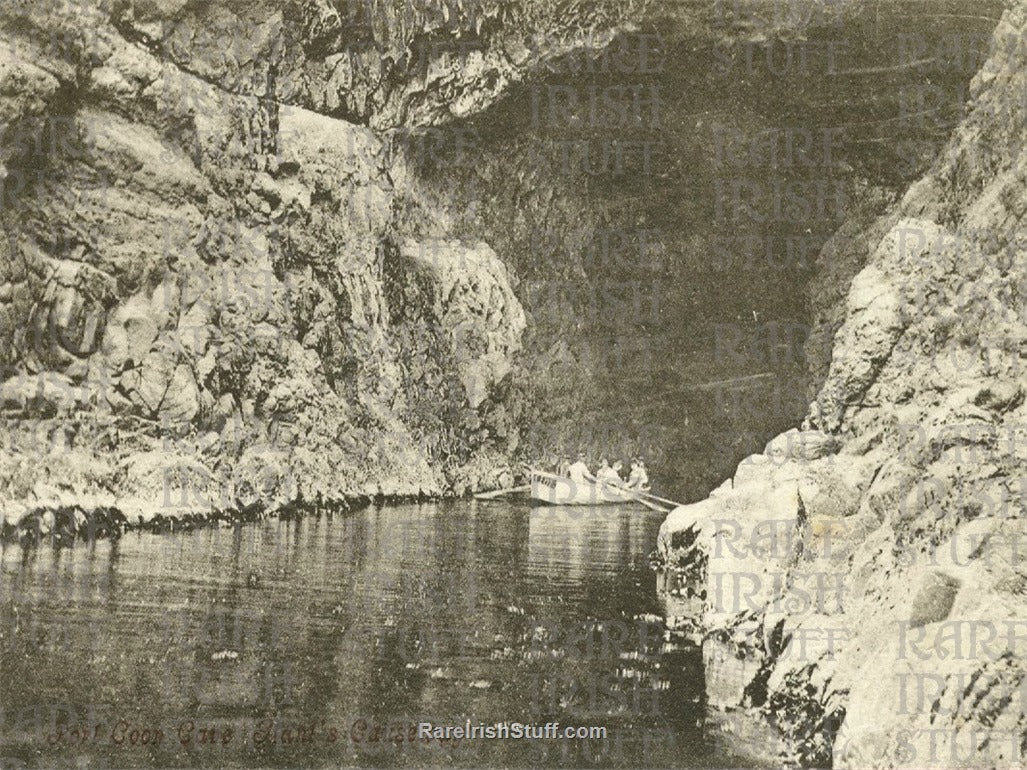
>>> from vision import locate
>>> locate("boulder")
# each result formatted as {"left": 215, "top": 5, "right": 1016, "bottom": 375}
{"left": 119, "top": 352, "right": 200, "bottom": 424}
{"left": 797, "top": 463, "right": 864, "bottom": 520}
{"left": 973, "top": 380, "right": 1024, "bottom": 413}
{"left": 400, "top": 239, "right": 526, "bottom": 408}
{"left": 0, "top": 371, "right": 81, "bottom": 413}
{"left": 815, "top": 261, "right": 906, "bottom": 432}
{"left": 904, "top": 570, "right": 961, "bottom": 628}
{"left": 107, "top": 294, "right": 160, "bottom": 366}
{"left": 764, "top": 429, "right": 841, "bottom": 462}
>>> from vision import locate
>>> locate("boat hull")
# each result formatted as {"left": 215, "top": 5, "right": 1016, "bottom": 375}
{"left": 529, "top": 471, "right": 639, "bottom": 506}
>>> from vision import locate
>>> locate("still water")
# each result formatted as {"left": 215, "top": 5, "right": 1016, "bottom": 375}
{"left": 0, "top": 501, "right": 759, "bottom": 768}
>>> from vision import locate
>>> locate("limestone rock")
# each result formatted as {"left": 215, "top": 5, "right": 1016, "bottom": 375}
{"left": 119, "top": 353, "right": 200, "bottom": 423}
{"left": 658, "top": 12, "right": 1027, "bottom": 757}
{"left": 815, "top": 261, "right": 906, "bottom": 432}
{"left": 906, "top": 571, "right": 961, "bottom": 628}
{"left": 973, "top": 380, "right": 1024, "bottom": 413}
{"left": 0, "top": 371, "right": 82, "bottom": 413}
{"left": 764, "top": 428, "right": 841, "bottom": 461}
{"left": 400, "top": 238, "right": 526, "bottom": 408}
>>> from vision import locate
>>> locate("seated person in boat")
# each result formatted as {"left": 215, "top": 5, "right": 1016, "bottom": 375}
{"left": 627, "top": 458, "right": 650, "bottom": 491}
{"left": 567, "top": 453, "right": 596, "bottom": 484}
{"left": 595, "top": 458, "right": 622, "bottom": 487}
{"left": 556, "top": 454, "right": 571, "bottom": 477}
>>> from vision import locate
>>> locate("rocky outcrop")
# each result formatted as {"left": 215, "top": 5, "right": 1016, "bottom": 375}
{"left": 0, "top": 0, "right": 620, "bottom": 527}
{"left": 659, "top": 2, "right": 1027, "bottom": 766}
{"left": 2, "top": 0, "right": 1004, "bottom": 530}
{"left": 397, "top": 238, "right": 525, "bottom": 409}
{"left": 112, "top": 0, "right": 640, "bottom": 130}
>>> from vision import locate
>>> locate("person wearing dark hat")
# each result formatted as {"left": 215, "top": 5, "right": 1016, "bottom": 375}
{"left": 627, "top": 458, "right": 650, "bottom": 491}
{"left": 557, "top": 454, "right": 571, "bottom": 477}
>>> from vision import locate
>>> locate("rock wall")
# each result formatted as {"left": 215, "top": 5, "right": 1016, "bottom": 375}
{"left": 658, "top": 3, "right": 1027, "bottom": 767}
{"left": 393, "top": 0, "right": 999, "bottom": 502}
{"left": 0, "top": 0, "right": 631, "bottom": 524}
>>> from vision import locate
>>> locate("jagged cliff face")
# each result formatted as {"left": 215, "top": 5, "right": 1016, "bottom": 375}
{"left": 398, "top": 0, "right": 997, "bottom": 498}
{"left": 0, "top": 0, "right": 638, "bottom": 513}
{"left": 659, "top": 3, "right": 1027, "bottom": 767}
{"left": 0, "top": 0, "right": 996, "bottom": 517}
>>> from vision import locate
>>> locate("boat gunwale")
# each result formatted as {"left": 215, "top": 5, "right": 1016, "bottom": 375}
{"left": 528, "top": 468, "right": 640, "bottom": 505}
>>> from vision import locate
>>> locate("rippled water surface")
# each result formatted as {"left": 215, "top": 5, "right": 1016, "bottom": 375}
{"left": 1, "top": 501, "right": 756, "bottom": 768}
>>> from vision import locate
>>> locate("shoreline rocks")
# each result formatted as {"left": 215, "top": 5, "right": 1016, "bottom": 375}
{"left": 0, "top": 410, "right": 523, "bottom": 547}
{"left": 657, "top": 2, "right": 1027, "bottom": 755}
{"left": 0, "top": 479, "right": 499, "bottom": 547}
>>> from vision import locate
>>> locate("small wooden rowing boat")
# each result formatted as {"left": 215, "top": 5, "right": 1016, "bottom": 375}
{"left": 529, "top": 469, "right": 646, "bottom": 507}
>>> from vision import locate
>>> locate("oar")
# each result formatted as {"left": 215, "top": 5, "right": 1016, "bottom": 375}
{"left": 629, "top": 488, "right": 686, "bottom": 509}
{"left": 474, "top": 485, "right": 530, "bottom": 501}
{"left": 596, "top": 479, "right": 669, "bottom": 512}
{"left": 632, "top": 494, "right": 668, "bottom": 513}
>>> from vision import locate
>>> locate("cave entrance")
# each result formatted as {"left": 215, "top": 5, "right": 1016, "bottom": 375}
{"left": 401, "top": 0, "right": 1003, "bottom": 501}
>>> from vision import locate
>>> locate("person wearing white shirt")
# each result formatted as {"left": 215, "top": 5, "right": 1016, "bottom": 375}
{"left": 595, "top": 457, "right": 621, "bottom": 487}
{"left": 567, "top": 453, "right": 595, "bottom": 484}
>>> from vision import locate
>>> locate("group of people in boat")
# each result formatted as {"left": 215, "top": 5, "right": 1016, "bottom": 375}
{"left": 558, "top": 453, "right": 650, "bottom": 492}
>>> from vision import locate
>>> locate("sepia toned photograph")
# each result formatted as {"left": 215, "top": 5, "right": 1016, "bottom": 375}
{"left": 0, "top": 0, "right": 1024, "bottom": 767}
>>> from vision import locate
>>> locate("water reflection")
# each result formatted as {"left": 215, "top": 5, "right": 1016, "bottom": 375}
{"left": 527, "top": 506, "right": 656, "bottom": 579}
{"left": 0, "top": 502, "right": 738, "bottom": 768}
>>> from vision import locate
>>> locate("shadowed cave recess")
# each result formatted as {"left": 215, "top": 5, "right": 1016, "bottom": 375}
{"left": 0, "top": 0, "right": 1004, "bottom": 509}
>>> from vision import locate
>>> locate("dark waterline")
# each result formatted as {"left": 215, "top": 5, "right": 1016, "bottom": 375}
{"left": 0, "top": 501, "right": 760, "bottom": 768}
